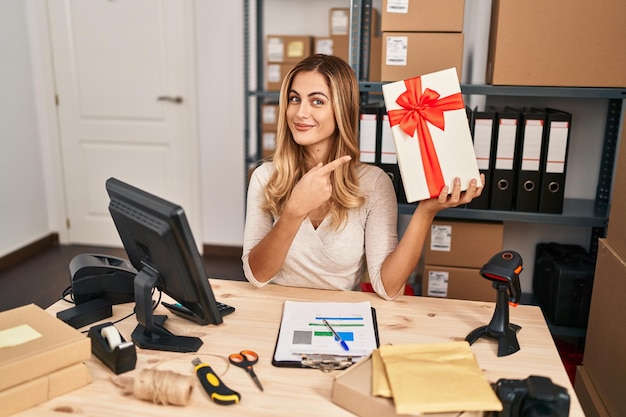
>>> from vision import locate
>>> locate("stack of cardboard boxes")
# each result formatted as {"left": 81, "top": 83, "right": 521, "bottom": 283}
{"left": 0, "top": 304, "right": 92, "bottom": 417}
{"left": 421, "top": 219, "right": 504, "bottom": 302}
{"left": 265, "top": 34, "right": 312, "bottom": 91}
{"left": 379, "top": 0, "right": 465, "bottom": 82}
{"left": 574, "top": 128, "right": 626, "bottom": 416}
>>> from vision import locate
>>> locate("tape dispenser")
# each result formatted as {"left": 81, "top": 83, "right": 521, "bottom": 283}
{"left": 88, "top": 322, "right": 137, "bottom": 374}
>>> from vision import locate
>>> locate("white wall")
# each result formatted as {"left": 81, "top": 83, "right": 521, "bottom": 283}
{"left": 0, "top": 0, "right": 50, "bottom": 256}
{"left": 195, "top": 1, "right": 245, "bottom": 247}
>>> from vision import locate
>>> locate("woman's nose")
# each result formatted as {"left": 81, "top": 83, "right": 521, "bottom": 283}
{"left": 296, "top": 102, "right": 310, "bottom": 118}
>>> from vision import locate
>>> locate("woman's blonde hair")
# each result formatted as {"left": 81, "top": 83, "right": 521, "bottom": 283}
{"left": 263, "top": 54, "right": 364, "bottom": 228}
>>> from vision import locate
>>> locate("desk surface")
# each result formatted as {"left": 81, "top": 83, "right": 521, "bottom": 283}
{"left": 24, "top": 280, "right": 582, "bottom": 417}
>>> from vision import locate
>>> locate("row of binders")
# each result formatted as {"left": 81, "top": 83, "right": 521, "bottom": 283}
{"left": 359, "top": 104, "right": 572, "bottom": 213}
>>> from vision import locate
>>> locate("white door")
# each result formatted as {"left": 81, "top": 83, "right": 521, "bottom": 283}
{"left": 47, "top": 0, "right": 201, "bottom": 247}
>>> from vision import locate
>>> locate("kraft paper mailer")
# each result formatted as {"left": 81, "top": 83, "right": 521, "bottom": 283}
{"left": 375, "top": 342, "right": 502, "bottom": 414}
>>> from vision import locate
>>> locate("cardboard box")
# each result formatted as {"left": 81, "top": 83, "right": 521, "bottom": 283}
{"left": 332, "top": 355, "right": 481, "bottom": 417}
{"left": 487, "top": 0, "right": 626, "bottom": 87}
{"left": 582, "top": 239, "right": 626, "bottom": 417}
{"left": 423, "top": 220, "right": 504, "bottom": 268}
{"left": 261, "top": 103, "right": 279, "bottom": 131}
{"left": 381, "top": 32, "right": 464, "bottom": 82}
{"left": 381, "top": 0, "right": 465, "bottom": 32}
{"left": 314, "top": 36, "right": 350, "bottom": 63}
{"left": 266, "top": 63, "right": 293, "bottom": 91}
{"left": 314, "top": 34, "right": 382, "bottom": 82}
{"left": 606, "top": 120, "right": 626, "bottom": 260}
{"left": 422, "top": 265, "right": 495, "bottom": 302}
{"left": 574, "top": 365, "right": 611, "bottom": 417}
{"left": 261, "top": 128, "right": 276, "bottom": 158}
{"left": 381, "top": 68, "right": 477, "bottom": 202}
{"left": 0, "top": 362, "right": 92, "bottom": 417}
{"left": 0, "top": 304, "right": 91, "bottom": 392}
{"left": 266, "top": 35, "right": 312, "bottom": 64}
{"left": 329, "top": 8, "right": 350, "bottom": 36}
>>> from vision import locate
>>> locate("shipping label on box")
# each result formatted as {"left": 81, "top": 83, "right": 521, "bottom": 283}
{"left": 382, "top": 67, "right": 480, "bottom": 202}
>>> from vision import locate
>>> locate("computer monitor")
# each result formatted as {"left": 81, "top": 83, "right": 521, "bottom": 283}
{"left": 106, "top": 177, "right": 233, "bottom": 352}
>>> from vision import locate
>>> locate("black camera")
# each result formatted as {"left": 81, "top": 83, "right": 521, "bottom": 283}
{"left": 491, "top": 376, "right": 570, "bottom": 417}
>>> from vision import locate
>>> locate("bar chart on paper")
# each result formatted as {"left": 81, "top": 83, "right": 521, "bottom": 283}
{"left": 273, "top": 301, "right": 379, "bottom": 362}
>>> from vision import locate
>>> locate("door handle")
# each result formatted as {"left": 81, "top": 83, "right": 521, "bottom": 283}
{"left": 157, "top": 96, "right": 183, "bottom": 104}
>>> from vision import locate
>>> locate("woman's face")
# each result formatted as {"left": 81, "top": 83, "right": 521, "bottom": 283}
{"left": 286, "top": 71, "right": 336, "bottom": 160}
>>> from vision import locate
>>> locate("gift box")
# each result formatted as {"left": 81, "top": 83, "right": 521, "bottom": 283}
{"left": 382, "top": 68, "right": 480, "bottom": 202}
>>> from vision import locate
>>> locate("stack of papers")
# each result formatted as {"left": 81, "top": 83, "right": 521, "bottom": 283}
{"left": 273, "top": 301, "right": 378, "bottom": 366}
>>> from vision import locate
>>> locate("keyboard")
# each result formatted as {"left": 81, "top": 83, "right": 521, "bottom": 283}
{"left": 217, "top": 301, "right": 235, "bottom": 317}
{"left": 161, "top": 300, "right": 235, "bottom": 321}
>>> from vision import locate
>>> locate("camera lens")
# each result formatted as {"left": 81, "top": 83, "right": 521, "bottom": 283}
{"left": 522, "top": 401, "right": 559, "bottom": 417}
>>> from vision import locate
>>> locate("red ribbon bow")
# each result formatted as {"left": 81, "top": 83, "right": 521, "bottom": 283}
{"left": 387, "top": 77, "right": 464, "bottom": 197}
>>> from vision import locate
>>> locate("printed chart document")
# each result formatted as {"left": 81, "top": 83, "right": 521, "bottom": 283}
{"left": 272, "top": 301, "right": 379, "bottom": 366}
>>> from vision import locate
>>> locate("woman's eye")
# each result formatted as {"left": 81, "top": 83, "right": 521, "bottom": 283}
{"left": 289, "top": 96, "right": 300, "bottom": 103}
{"left": 312, "top": 98, "right": 324, "bottom": 106}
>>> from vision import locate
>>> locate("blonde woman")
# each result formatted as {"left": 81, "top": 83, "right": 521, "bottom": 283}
{"left": 242, "top": 54, "right": 483, "bottom": 300}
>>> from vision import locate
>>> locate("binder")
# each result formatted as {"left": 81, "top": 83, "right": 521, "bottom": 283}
{"left": 512, "top": 107, "right": 545, "bottom": 212}
{"left": 271, "top": 301, "right": 380, "bottom": 370}
{"left": 467, "top": 107, "right": 497, "bottom": 210}
{"left": 379, "top": 112, "right": 408, "bottom": 204}
{"left": 538, "top": 108, "right": 572, "bottom": 214}
{"left": 358, "top": 104, "right": 381, "bottom": 164}
{"left": 489, "top": 107, "right": 521, "bottom": 211}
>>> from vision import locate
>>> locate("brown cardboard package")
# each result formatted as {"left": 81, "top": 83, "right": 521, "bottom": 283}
{"left": 266, "top": 62, "right": 293, "bottom": 91}
{"left": 487, "top": 0, "right": 626, "bottom": 87}
{"left": 423, "top": 220, "right": 504, "bottom": 268}
{"left": 261, "top": 129, "right": 276, "bottom": 158}
{"left": 381, "top": 0, "right": 465, "bottom": 32}
{"left": 0, "top": 304, "right": 91, "bottom": 392}
{"left": 261, "top": 103, "right": 278, "bottom": 131}
{"left": 422, "top": 265, "right": 495, "bottom": 302}
{"left": 329, "top": 7, "right": 350, "bottom": 36}
{"left": 380, "top": 32, "right": 463, "bottom": 82}
{"left": 606, "top": 121, "right": 626, "bottom": 260}
{"left": 266, "top": 35, "right": 312, "bottom": 64}
{"left": 581, "top": 239, "right": 626, "bottom": 417}
{"left": 332, "top": 355, "right": 481, "bottom": 417}
{"left": 0, "top": 362, "right": 92, "bottom": 417}
{"left": 314, "top": 36, "right": 350, "bottom": 63}
{"left": 574, "top": 365, "right": 610, "bottom": 417}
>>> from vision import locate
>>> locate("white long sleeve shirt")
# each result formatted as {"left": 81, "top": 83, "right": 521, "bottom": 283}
{"left": 242, "top": 162, "right": 402, "bottom": 300}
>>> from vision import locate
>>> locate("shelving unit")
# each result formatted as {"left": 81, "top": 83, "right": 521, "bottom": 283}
{"left": 243, "top": 0, "right": 626, "bottom": 254}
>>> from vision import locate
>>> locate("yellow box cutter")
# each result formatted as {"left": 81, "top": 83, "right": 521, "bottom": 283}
{"left": 192, "top": 357, "right": 241, "bottom": 405}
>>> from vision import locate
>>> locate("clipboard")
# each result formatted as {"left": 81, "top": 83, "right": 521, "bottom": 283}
{"left": 272, "top": 302, "right": 380, "bottom": 371}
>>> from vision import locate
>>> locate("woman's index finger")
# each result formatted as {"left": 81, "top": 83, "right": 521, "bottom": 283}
{"left": 319, "top": 156, "right": 352, "bottom": 175}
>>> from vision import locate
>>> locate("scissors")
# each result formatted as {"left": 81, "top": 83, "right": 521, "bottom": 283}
{"left": 229, "top": 350, "right": 264, "bottom": 391}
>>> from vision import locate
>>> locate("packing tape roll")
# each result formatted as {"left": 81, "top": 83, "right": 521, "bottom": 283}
{"left": 101, "top": 325, "right": 122, "bottom": 349}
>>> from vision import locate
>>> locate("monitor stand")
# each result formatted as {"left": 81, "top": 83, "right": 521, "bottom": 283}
{"left": 132, "top": 265, "right": 203, "bottom": 352}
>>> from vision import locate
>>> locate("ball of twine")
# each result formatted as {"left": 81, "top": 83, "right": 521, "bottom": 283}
{"left": 132, "top": 368, "right": 194, "bottom": 406}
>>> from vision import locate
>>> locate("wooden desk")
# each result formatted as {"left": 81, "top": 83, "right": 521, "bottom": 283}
{"left": 23, "top": 280, "right": 582, "bottom": 416}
